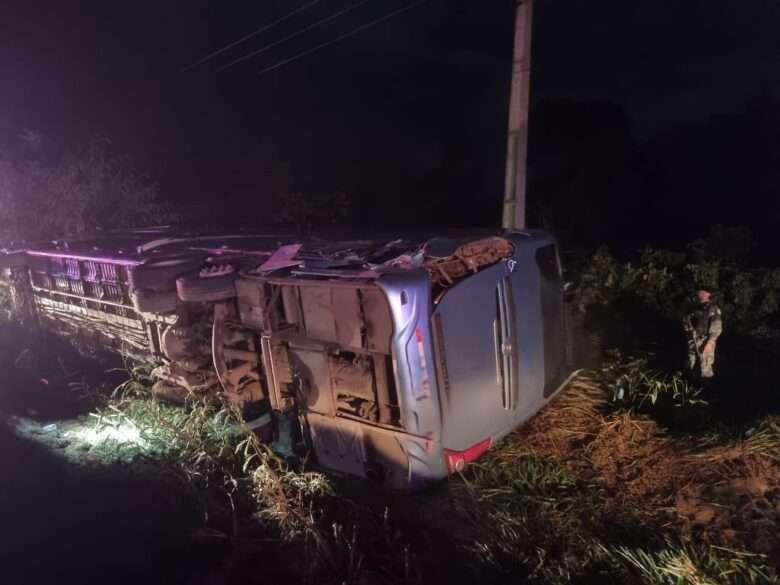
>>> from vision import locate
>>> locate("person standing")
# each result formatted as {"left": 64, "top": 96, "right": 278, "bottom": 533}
{"left": 683, "top": 289, "right": 723, "bottom": 379}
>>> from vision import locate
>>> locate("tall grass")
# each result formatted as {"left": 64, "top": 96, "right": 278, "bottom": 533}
{"left": 455, "top": 446, "right": 655, "bottom": 584}
{"left": 82, "top": 369, "right": 423, "bottom": 585}
{"left": 74, "top": 365, "right": 779, "bottom": 584}
{"left": 743, "top": 415, "right": 780, "bottom": 461}
{"left": 601, "top": 349, "right": 707, "bottom": 410}
{"left": 602, "top": 541, "right": 778, "bottom": 585}
{"left": 84, "top": 366, "right": 331, "bottom": 540}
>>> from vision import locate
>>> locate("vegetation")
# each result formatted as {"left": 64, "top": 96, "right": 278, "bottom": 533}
{"left": 601, "top": 349, "right": 706, "bottom": 410}
{"left": 77, "top": 365, "right": 423, "bottom": 584}
{"left": 65, "top": 361, "right": 777, "bottom": 584}
{"left": 89, "top": 366, "right": 330, "bottom": 536}
{"left": 457, "top": 374, "right": 780, "bottom": 584}
{"left": 272, "top": 190, "right": 350, "bottom": 234}
{"left": 575, "top": 226, "right": 780, "bottom": 340}
{"left": 603, "top": 542, "right": 776, "bottom": 585}
{"left": 0, "top": 133, "right": 175, "bottom": 243}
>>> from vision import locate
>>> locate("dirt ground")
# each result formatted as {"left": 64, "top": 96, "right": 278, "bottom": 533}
{"left": 517, "top": 372, "right": 780, "bottom": 567}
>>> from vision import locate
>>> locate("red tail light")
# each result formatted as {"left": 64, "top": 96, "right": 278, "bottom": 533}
{"left": 444, "top": 438, "right": 492, "bottom": 473}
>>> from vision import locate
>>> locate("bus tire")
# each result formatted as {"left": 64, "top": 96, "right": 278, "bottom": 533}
{"left": 176, "top": 272, "right": 237, "bottom": 303}
{"left": 128, "top": 255, "right": 205, "bottom": 292}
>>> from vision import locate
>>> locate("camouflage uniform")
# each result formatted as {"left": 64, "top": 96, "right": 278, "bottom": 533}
{"left": 684, "top": 301, "right": 723, "bottom": 379}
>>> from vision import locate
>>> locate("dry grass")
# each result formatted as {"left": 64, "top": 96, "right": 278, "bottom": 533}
{"left": 503, "top": 371, "right": 780, "bottom": 572}
{"left": 602, "top": 541, "right": 777, "bottom": 585}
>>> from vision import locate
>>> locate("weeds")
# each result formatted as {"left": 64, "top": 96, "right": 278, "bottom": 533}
{"left": 687, "top": 418, "right": 779, "bottom": 471}
{"left": 59, "top": 363, "right": 780, "bottom": 584}
{"left": 245, "top": 441, "right": 332, "bottom": 539}
{"left": 601, "top": 349, "right": 707, "bottom": 410}
{"left": 462, "top": 451, "right": 577, "bottom": 507}
{"left": 455, "top": 443, "right": 660, "bottom": 584}
{"left": 97, "top": 380, "right": 332, "bottom": 540}
{"left": 602, "top": 540, "right": 778, "bottom": 585}
{"left": 78, "top": 368, "right": 425, "bottom": 585}
{"left": 743, "top": 415, "right": 780, "bottom": 461}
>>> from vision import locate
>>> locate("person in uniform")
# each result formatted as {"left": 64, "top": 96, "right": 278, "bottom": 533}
{"left": 683, "top": 289, "right": 723, "bottom": 379}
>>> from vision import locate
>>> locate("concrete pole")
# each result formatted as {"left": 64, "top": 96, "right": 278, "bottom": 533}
{"left": 502, "top": 0, "right": 534, "bottom": 231}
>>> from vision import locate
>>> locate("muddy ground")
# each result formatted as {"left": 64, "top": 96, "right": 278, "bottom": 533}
{"left": 516, "top": 373, "right": 780, "bottom": 566}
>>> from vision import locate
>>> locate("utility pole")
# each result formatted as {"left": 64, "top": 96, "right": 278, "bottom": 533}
{"left": 502, "top": 0, "right": 534, "bottom": 231}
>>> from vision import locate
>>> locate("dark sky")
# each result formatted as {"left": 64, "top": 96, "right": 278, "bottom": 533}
{"left": 1, "top": 0, "right": 779, "bottom": 230}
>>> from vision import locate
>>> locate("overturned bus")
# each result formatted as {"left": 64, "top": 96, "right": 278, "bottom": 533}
{"left": 0, "top": 228, "right": 573, "bottom": 490}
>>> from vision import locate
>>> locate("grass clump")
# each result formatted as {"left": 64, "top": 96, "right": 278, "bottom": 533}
{"left": 90, "top": 369, "right": 242, "bottom": 469}
{"left": 244, "top": 439, "right": 332, "bottom": 540}
{"left": 743, "top": 415, "right": 780, "bottom": 461}
{"left": 602, "top": 541, "right": 778, "bottom": 585}
{"left": 462, "top": 451, "right": 577, "bottom": 507}
{"left": 455, "top": 446, "right": 658, "bottom": 584}
{"left": 601, "top": 349, "right": 706, "bottom": 411}
{"left": 85, "top": 366, "right": 332, "bottom": 543}
{"left": 79, "top": 368, "right": 425, "bottom": 585}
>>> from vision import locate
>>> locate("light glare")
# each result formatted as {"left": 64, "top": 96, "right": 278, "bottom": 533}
{"left": 64, "top": 422, "right": 145, "bottom": 447}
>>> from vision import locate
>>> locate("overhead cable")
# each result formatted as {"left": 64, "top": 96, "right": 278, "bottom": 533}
{"left": 217, "top": 0, "right": 373, "bottom": 72}
{"left": 257, "top": 0, "right": 426, "bottom": 77}
{"left": 181, "top": 0, "right": 321, "bottom": 72}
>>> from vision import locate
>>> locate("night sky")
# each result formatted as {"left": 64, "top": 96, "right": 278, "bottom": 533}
{"left": 1, "top": 0, "right": 779, "bottom": 246}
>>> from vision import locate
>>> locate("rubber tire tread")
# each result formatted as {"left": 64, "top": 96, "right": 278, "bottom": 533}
{"left": 176, "top": 273, "right": 237, "bottom": 302}
{"left": 131, "top": 289, "right": 179, "bottom": 314}
{"left": 128, "top": 255, "right": 205, "bottom": 292}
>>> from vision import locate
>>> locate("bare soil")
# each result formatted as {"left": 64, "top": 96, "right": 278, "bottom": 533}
{"left": 517, "top": 371, "right": 780, "bottom": 566}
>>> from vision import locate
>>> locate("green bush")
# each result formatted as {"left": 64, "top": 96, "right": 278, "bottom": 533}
{"left": 574, "top": 227, "right": 780, "bottom": 339}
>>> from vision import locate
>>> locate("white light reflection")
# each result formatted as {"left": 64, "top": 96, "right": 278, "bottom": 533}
{"left": 64, "top": 421, "right": 146, "bottom": 447}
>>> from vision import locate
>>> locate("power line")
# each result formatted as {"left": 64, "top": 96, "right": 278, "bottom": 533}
{"left": 257, "top": 0, "right": 425, "bottom": 77}
{"left": 181, "top": 0, "right": 321, "bottom": 72}
{"left": 217, "top": 0, "right": 373, "bottom": 72}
